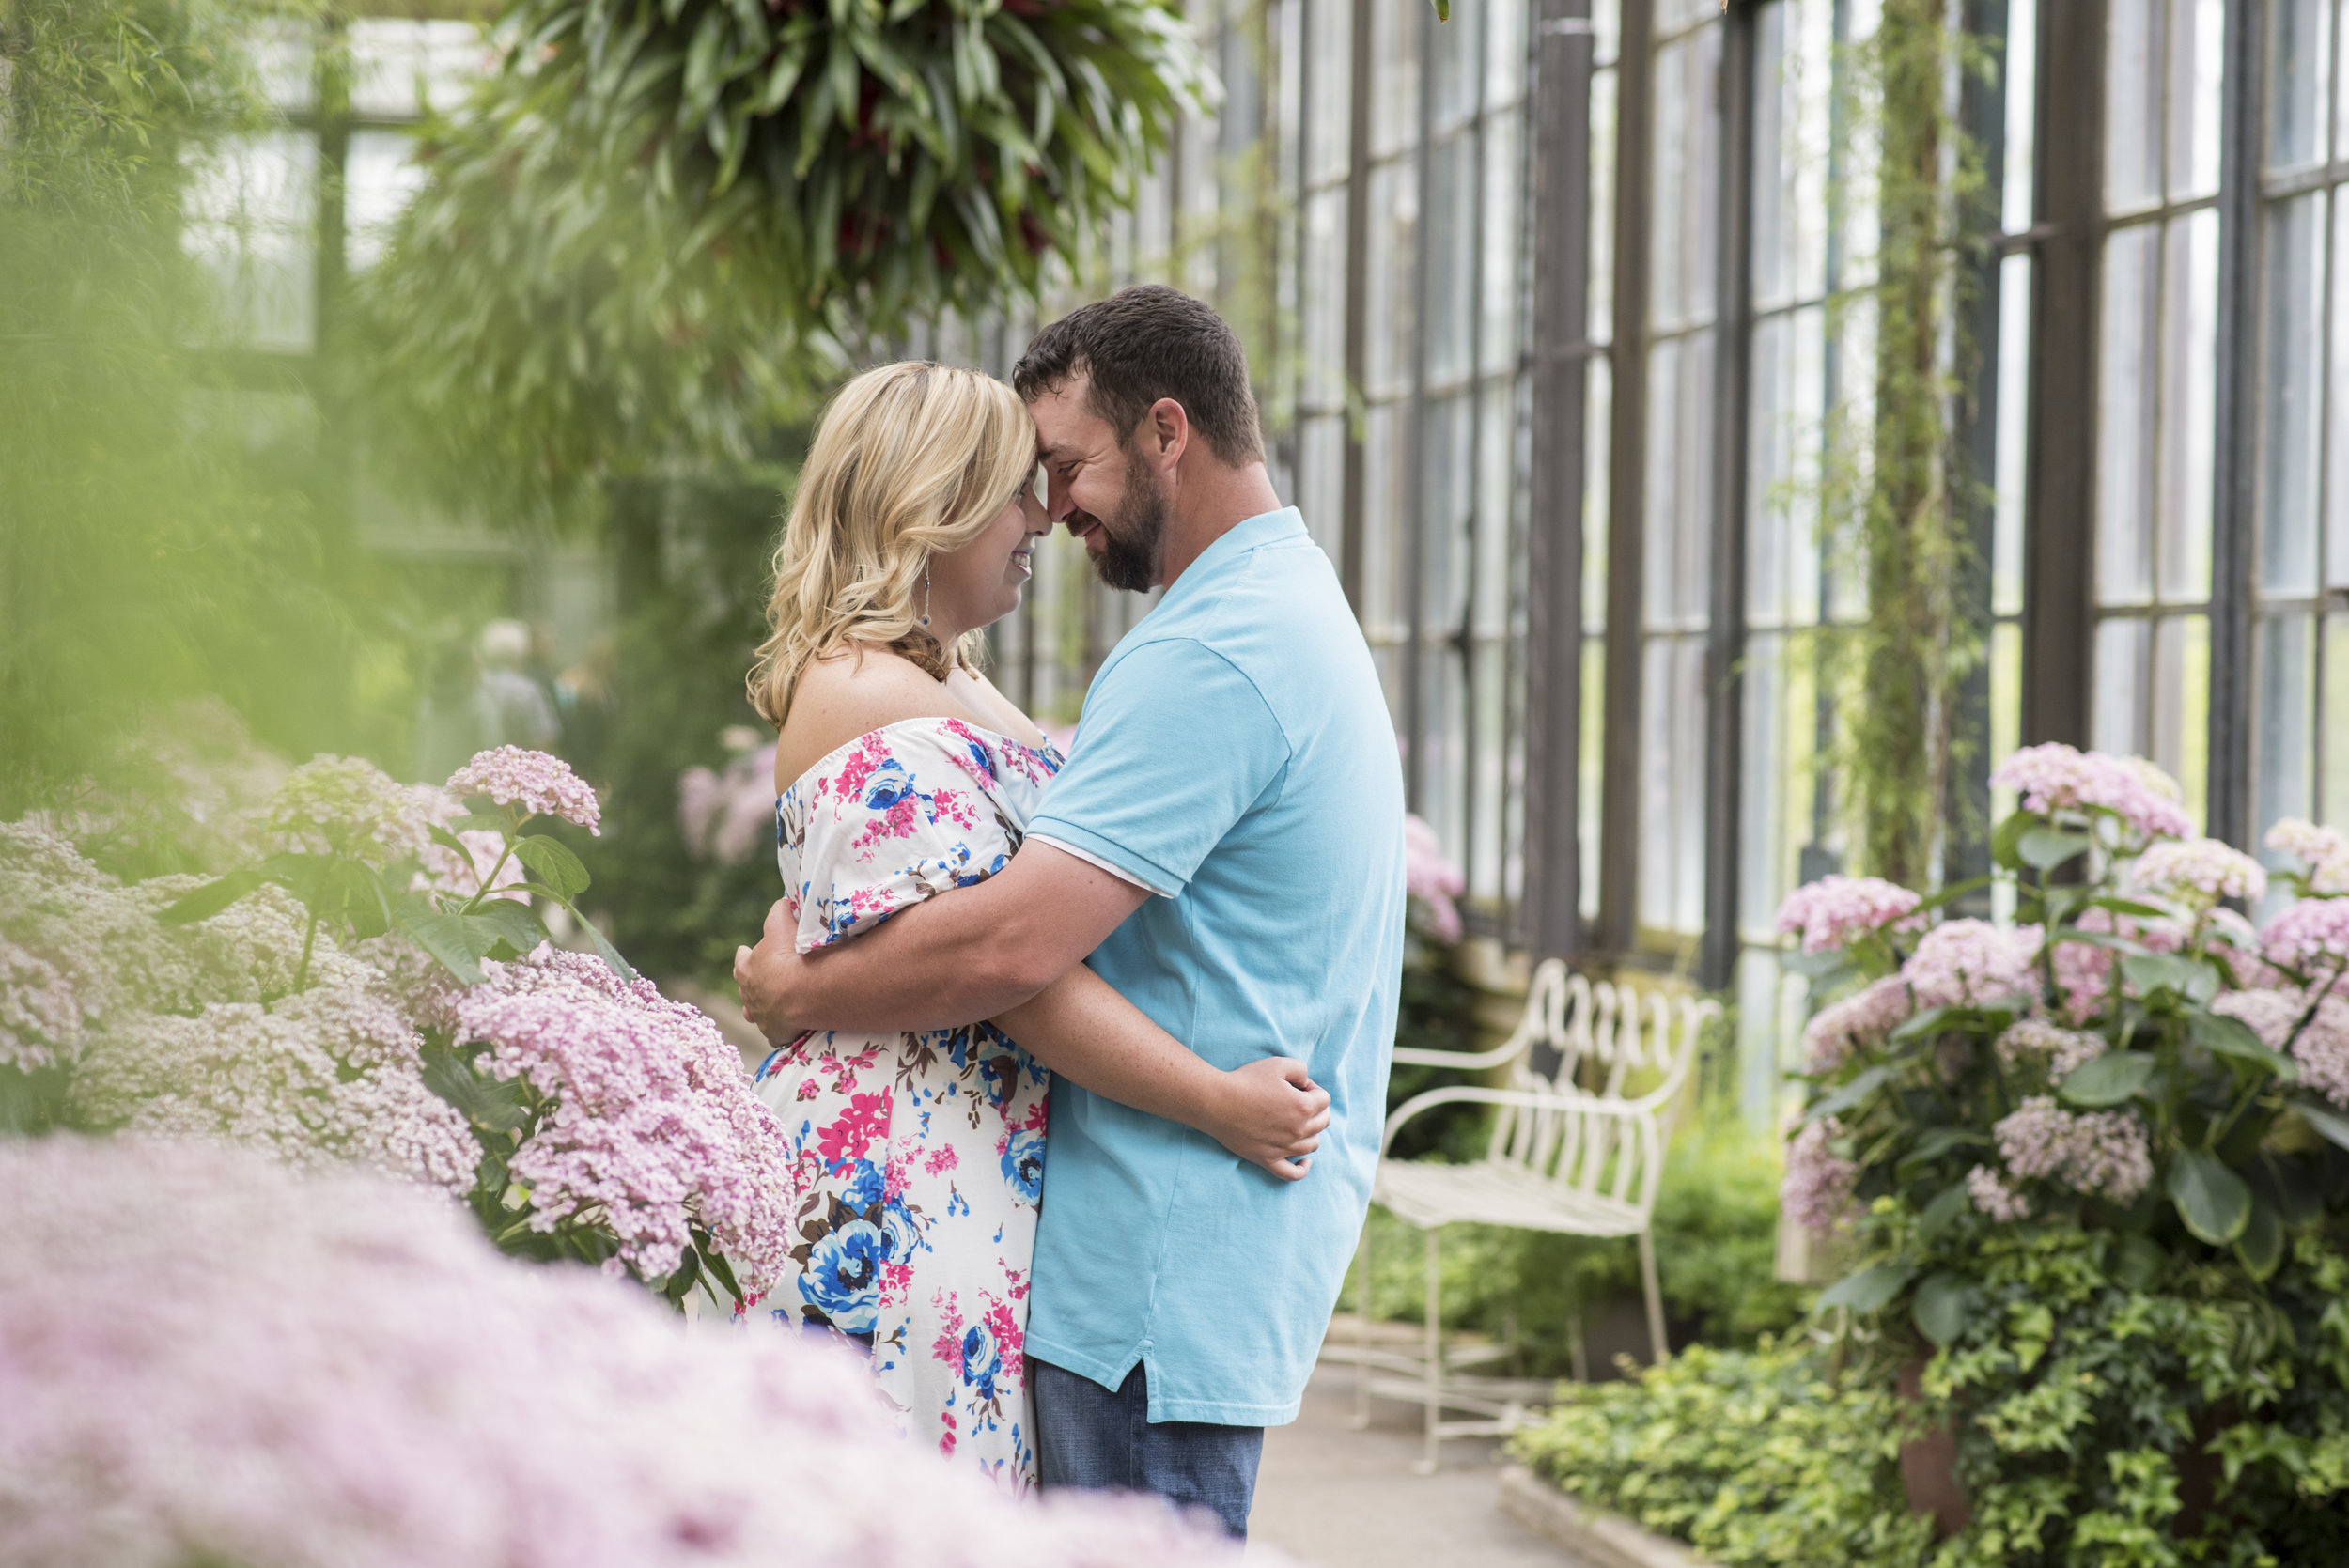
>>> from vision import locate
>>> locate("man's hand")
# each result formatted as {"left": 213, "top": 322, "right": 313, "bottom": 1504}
{"left": 1207, "top": 1057, "right": 1332, "bottom": 1182}
{"left": 733, "top": 898, "right": 806, "bottom": 1043}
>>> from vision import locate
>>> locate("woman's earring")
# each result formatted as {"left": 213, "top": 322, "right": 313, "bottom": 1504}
{"left": 919, "top": 570, "right": 931, "bottom": 628}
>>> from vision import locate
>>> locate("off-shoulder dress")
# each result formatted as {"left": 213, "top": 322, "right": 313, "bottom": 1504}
{"left": 745, "top": 716, "right": 1063, "bottom": 1492}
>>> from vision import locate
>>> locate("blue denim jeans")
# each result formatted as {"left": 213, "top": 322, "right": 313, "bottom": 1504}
{"left": 1032, "top": 1358, "right": 1265, "bottom": 1539}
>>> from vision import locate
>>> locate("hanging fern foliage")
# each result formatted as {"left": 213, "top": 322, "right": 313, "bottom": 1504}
{"left": 355, "top": 0, "right": 1211, "bottom": 505}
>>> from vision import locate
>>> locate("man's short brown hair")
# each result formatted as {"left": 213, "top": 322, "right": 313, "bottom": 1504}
{"left": 1010, "top": 285, "right": 1265, "bottom": 467}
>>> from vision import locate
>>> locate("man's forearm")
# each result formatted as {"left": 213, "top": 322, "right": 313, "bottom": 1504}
{"left": 765, "top": 879, "right": 1050, "bottom": 1033}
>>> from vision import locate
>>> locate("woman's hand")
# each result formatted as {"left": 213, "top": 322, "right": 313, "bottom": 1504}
{"left": 1207, "top": 1057, "right": 1332, "bottom": 1182}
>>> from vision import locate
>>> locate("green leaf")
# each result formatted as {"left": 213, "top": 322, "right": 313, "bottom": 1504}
{"left": 332, "top": 859, "right": 394, "bottom": 940}
{"left": 2087, "top": 896, "right": 2174, "bottom": 921}
{"left": 2234, "top": 1197, "right": 2284, "bottom": 1280}
{"left": 467, "top": 898, "right": 551, "bottom": 958}
{"left": 1912, "top": 1271, "right": 1972, "bottom": 1346}
{"left": 569, "top": 906, "right": 639, "bottom": 985}
{"left": 1908, "top": 876, "right": 1995, "bottom": 917}
{"left": 1781, "top": 948, "right": 1855, "bottom": 979}
{"left": 1900, "top": 1126, "right": 1990, "bottom": 1172}
{"left": 2122, "top": 953, "right": 2217, "bottom": 1002}
{"left": 1890, "top": 1005, "right": 1955, "bottom": 1042}
{"left": 394, "top": 897, "right": 490, "bottom": 986}
{"left": 2018, "top": 826, "right": 2092, "bottom": 872}
{"left": 1918, "top": 1180, "right": 1971, "bottom": 1240}
{"left": 2114, "top": 1233, "right": 2165, "bottom": 1291}
{"left": 1991, "top": 809, "right": 2040, "bottom": 873}
{"left": 2059, "top": 1050, "right": 2157, "bottom": 1108}
{"left": 2294, "top": 1098, "right": 2349, "bottom": 1152}
{"left": 2188, "top": 1010, "right": 2296, "bottom": 1079}
{"left": 156, "top": 868, "right": 262, "bottom": 924}
{"left": 1801, "top": 1065, "right": 1891, "bottom": 1125}
{"left": 1816, "top": 1262, "right": 1917, "bottom": 1314}
{"left": 512, "top": 834, "right": 591, "bottom": 899}
{"left": 258, "top": 851, "right": 336, "bottom": 909}
{"left": 419, "top": 1044, "right": 531, "bottom": 1133}
{"left": 2168, "top": 1149, "right": 2253, "bottom": 1246}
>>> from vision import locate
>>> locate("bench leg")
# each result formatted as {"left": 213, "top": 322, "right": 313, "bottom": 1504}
{"left": 1639, "top": 1228, "right": 1669, "bottom": 1365}
{"left": 1417, "top": 1225, "right": 1441, "bottom": 1475}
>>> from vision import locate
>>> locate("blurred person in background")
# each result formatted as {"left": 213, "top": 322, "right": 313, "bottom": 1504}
{"left": 474, "top": 619, "right": 560, "bottom": 753}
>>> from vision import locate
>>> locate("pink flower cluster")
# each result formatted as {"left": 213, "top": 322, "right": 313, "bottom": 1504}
{"left": 263, "top": 754, "right": 430, "bottom": 867}
{"left": 1404, "top": 813, "right": 1467, "bottom": 943}
{"left": 2049, "top": 907, "right": 2186, "bottom": 1022}
{"left": 2220, "top": 987, "right": 2349, "bottom": 1107}
{"left": 1800, "top": 975, "right": 1914, "bottom": 1074}
{"left": 2130, "top": 837, "right": 2267, "bottom": 903}
{"left": 678, "top": 746, "right": 781, "bottom": 867}
{"left": 1991, "top": 1095, "right": 2154, "bottom": 1204}
{"left": 2260, "top": 895, "right": 2349, "bottom": 974}
{"left": 1773, "top": 875, "right": 1924, "bottom": 955}
{"left": 0, "top": 1137, "right": 1244, "bottom": 1568}
{"left": 446, "top": 746, "right": 602, "bottom": 834}
{"left": 0, "top": 936, "right": 81, "bottom": 1071}
{"left": 1902, "top": 919, "right": 2044, "bottom": 1009}
{"left": 1993, "top": 1017, "right": 2107, "bottom": 1082}
{"left": 1991, "top": 743, "right": 2195, "bottom": 840}
{"left": 441, "top": 947, "right": 798, "bottom": 1296}
{"left": 2267, "top": 818, "right": 2349, "bottom": 893}
{"left": 1781, "top": 1118, "right": 1860, "bottom": 1236}
{"left": 408, "top": 785, "right": 522, "bottom": 903}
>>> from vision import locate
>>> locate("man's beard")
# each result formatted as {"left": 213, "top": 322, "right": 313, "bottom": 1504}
{"left": 1088, "top": 444, "right": 1168, "bottom": 593}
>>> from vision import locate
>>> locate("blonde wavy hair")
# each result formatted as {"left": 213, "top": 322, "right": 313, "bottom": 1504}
{"left": 748, "top": 362, "right": 1035, "bottom": 727}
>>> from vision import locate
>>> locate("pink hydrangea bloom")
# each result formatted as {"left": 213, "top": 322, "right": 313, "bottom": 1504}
{"left": 1800, "top": 975, "right": 1914, "bottom": 1074}
{"left": 1781, "top": 1118, "right": 1860, "bottom": 1235}
{"left": 263, "top": 754, "right": 430, "bottom": 867}
{"left": 1774, "top": 876, "right": 1925, "bottom": 955}
{"left": 1990, "top": 743, "right": 2195, "bottom": 840}
{"left": 2049, "top": 907, "right": 2186, "bottom": 1023}
{"left": 1967, "top": 1164, "right": 2032, "bottom": 1221}
{"left": 677, "top": 747, "right": 780, "bottom": 867}
{"left": 1991, "top": 1095, "right": 2153, "bottom": 1204}
{"left": 2266, "top": 817, "right": 2349, "bottom": 893}
{"left": 2261, "top": 895, "right": 2349, "bottom": 973}
{"left": 1994, "top": 1017, "right": 2106, "bottom": 1081}
{"left": 2131, "top": 837, "right": 2267, "bottom": 903}
{"left": 446, "top": 747, "right": 602, "bottom": 835}
{"left": 443, "top": 947, "right": 798, "bottom": 1296}
{"left": 2209, "top": 986, "right": 2308, "bottom": 1049}
{"left": 1403, "top": 814, "right": 1466, "bottom": 943}
{"left": 0, "top": 936, "right": 83, "bottom": 1071}
{"left": 0, "top": 1137, "right": 1244, "bottom": 1568}
{"left": 1902, "top": 919, "right": 2044, "bottom": 1009}
{"left": 2288, "top": 995, "right": 2349, "bottom": 1108}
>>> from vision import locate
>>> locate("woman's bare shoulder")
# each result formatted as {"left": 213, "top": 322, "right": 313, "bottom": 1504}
{"left": 774, "top": 646, "right": 960, "bottom": 790}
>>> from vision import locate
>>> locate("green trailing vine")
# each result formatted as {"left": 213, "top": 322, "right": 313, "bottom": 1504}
{"left": 1816, "top": 1, "right": 1997, "bottom": 888}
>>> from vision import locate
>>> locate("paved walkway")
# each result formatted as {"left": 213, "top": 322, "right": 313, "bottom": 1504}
{"left": 1248, "top": 1362, "right": 1577, "bottom": 1567}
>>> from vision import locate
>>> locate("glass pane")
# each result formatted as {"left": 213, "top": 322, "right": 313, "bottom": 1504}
{"left": 1649, "top": 26, "right": 1722, "bottom": 333}
{"left": 1739, "top": 631, "right": 1787, "bottom": 934}
{"left": 1637, "top": 635, "right": 1706, "bottom": 935}
{"left": 2263, "top": 193, "right": 2326, "bottom": 598}
{"left": 1308, "top": 0, "right": 1354, "bottom": 185}
{"left": 1750, "top": 304, "right": 1827, "bottom": 632}
{"left": 1432, "top": 0, "right": 1479, "bottom": 129}
{"left": 350, "top": 19, "right": 487, "bottom": 120}
{"left": 1481, "top": 106, "right": 1524, "bottom": 378}
{"left": 1751, "top": 2, "right": 1793, "bottom": 312}
{"left": 1594, "top": 0, "right": 1621, "bottom": 67}
{"left": 1589, "top": 67, "right": 1618, "bottom": 345}
{"left": 1301, "top": 189, "right": 1349, "bottom": 408}
{"left": 2168, "top": 0, "right": 2225, "bottom": 199}
{"left": 1361, "top": 403, "right": 1410, "bottom": 644}
{"left": 1364, "top": 160, "right": 1418, "bottom": 398}
{"left": 1486, "top": 0, "right": 1528, "bottom": 104}
{"left": 1423, "top": 393, "right": 1475, "bottom": 636}
{"left": 1424, "top": 132, "right": 1477, "bottom": 388}
{"left": 2331, "top": 194, "right": 2349, "bottom": 589}
{"left": 1474, "top": 380, "right": 1515, "bottom": 635}
{"left": 1643, "top": 334, "right": 1715, "bottom": 630}
{"left": 1579, "top": 637, "right": 1605, "bottom": 921}
{"left": 1585, "top": 354, "right": 1612, "bottom": 632}
{"left": 1297, "top": 412, "right": 1347, "bottom": 560}
{"left": 2158, "top": 210, "right": 2218, "bottom": 602}
{"left": 1993, "top": 252, "right": 2032, "bottom": 616}
{"left": 2092, "top": 616, "right": 2151, "bottom": 756}
{"left": 1469, "top": 637, "right": 1508, "bottom": 899}
{"left": 2256, "top": 612, "right": 2315, "bottom": 834}
{"left": 2097, "top": 224, "right": 2159, "bottom": 605}
{"left": 2325, "top": 614, "right": 2349, "bottom": 826}
{"left": 2106, "top": 0, "right": 2160, "bottom": 213}
{"left": 2002, "top": 0, "right": 2038, "bottom": 234}
{"left": 1371, "top": 0, "right": 1423, "bottom": 161}
{"left": 248, "top": 18, "right": 314, "bottom": 115}
{"left": 2151, "top": 613, "right": 2210, "bottom": 828}
{"left": 2267, "top": 0, "right": 2332, "bottom": 173}
{"left": 181, "top": 130, "right": 319, "bottom": 352}
{"left": 344, "top": 128, "right": 428, "bottom": 272}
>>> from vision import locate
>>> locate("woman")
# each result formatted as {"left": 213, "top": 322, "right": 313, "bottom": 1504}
{"left": 740, "top": 362, "right": 1328, "bottom": 1493}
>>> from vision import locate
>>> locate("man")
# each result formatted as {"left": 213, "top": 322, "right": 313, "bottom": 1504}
{"left": 737, "top": 285, "right": 1404, "bottom": 1537}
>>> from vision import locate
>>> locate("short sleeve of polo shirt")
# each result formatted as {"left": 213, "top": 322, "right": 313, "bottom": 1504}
{"left": 1024, "top": 636, "right": 1290, "bottom": 899}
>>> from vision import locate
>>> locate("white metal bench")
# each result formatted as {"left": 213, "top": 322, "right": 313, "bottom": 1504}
{"left": 1351, "top": 958, "right": 1718, "bottom": 1471}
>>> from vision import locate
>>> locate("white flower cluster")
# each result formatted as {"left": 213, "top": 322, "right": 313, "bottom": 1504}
{"left": 1993, "top": 1017, "right": 2107, "bottom": 1083}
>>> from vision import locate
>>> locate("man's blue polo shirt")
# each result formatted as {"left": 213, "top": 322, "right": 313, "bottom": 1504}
{"left": 1021, "top": 505, "right": 1406, "bottom": 1425}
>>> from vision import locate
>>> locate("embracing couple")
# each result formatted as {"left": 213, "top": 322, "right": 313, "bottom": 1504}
{"left": 732, "top": 286, "right": 1404, "bottom": 1538}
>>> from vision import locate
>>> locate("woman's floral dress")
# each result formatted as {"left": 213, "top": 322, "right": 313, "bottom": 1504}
{"left": 746, "top": 717, "right": 1061, "bottom": 1493}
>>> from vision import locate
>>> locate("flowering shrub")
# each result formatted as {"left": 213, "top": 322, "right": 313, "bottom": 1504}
{"left": 0, "top": 1136, "right": 1248, "bottom": 1566}
{"left": 1775, "top": 741, "right": 2349, "bottom": 1559}
{"left": 677, "top": 742, "right": 779, "bottom": 867}
{"left": 3, "top": 748, "right": 798, "bottom": 1312}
